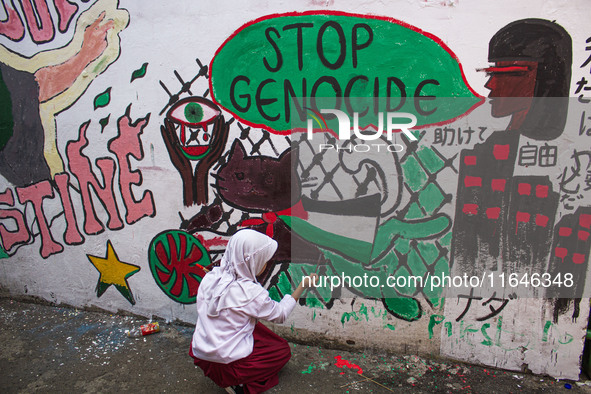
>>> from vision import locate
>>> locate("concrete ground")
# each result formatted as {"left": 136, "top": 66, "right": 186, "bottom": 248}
{"left": 1, "top": 297, "right": 591, "bottom": 393}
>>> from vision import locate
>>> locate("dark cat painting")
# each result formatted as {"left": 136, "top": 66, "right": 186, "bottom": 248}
{"left": 215, "top": 140, "right": 300, "bottom": 212}
{"left": 183, "top": 139, "right": 321, "bottom": 273}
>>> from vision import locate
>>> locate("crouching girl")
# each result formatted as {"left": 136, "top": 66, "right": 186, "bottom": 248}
{"left": 190, "top": 229, "right": 318, "bottom": 393}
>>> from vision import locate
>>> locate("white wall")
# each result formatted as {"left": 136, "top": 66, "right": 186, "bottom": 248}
{"left": 0, "top": 0, "right": 589, "bottom": 380}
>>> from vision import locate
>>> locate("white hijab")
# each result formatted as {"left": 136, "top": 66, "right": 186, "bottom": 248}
{"left": 203, "top": 229, "right": 278, "bottom": 317}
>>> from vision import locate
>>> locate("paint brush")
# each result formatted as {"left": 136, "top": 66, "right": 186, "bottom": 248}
{"left": 314, "top": 255, "right": 322, "bottom": 273}
{"left": 195, "top": 263, "right": 210, "bottom": 273}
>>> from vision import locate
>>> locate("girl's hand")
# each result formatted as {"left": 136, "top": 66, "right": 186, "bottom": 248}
{"left": 302, "top": 273, "right": 319, "bottom": 289}
{"left": 292, "top": 273, "right": 319, "bottom": 301}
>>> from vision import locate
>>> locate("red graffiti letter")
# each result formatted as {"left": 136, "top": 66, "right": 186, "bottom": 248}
{"left": 108, "top": 110, "right": 155, "bottom": 225}
{"left": 66, "top": 121, "right": 124, "bottom": 235}
{"left": 54, "top": 172, "right": 84, "bottom": 245}
{"left": 16, "top": 181, "right": 63, "bottom": 258}
{"left": 0, "top": 188, "right": 30, "bottom": 251}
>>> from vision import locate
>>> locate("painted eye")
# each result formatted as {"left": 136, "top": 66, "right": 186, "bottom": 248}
{"left": 165, "top": 97, "right": 222, "bottom": 160}
{"left": 235, "top": 172, "right": 245, "bottom": 180}
{"left": 264, "top": 174, "right": 274, "bottom": 184}
{"left": 168, "top": 97, "right": 220, "bottom": 126}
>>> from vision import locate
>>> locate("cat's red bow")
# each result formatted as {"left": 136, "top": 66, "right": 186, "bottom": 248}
{"left": 240, "top": 199, "right": 308, "bottom": 237}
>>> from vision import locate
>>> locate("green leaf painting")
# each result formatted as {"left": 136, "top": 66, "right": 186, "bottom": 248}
{"left": 94, "top": 87, "right": 111, "bottom": 110}
{"left": 99, "top": 114, "right": 110, "bottom": 133}
{"left": 131, "top": 62, "right": 148, "bottom": 82}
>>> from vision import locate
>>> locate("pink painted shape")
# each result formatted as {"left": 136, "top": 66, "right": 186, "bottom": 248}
{"left": 515, "top": 211, "right": 530, "bottom": 234}
{"left": 0, "top": 1, "right": 25, "bottom": 41}
{"left": 54, "top": 0, "right": 78, "bottom": 33}
{"left": 464, "top": 156, "right": 477, "bottom": 166}
{"left": 579, "top": 214, "right": 591, "bottom": 229}
{"left": 464, "top": 176, "right": 482, "bottom": 187}
{"left": 578, "top": 231, "right": 590, "bottom": 241}
{"left": 463, "top": 204, "right": 478, "bottom": 215}
{"left": 16, "top": 181, "right": 63, "bottom": 258}
{"left": 21, "top": 0, "right": 55, "bottom": 44}
{"left": 517, "top": 183, "right": 531, "bottom": 195}
{"left": 535, "top": 185, "right": 549, "bottom": 198}
{"left": 334, "top": 356, "right": 363, "bottom": 375}
{"left": 108, "top": 112, "right": 155, "bottom": 225}
{"left": 486, "top": 207, "right": 500, "bottom": 219}
{"left": 572, "top": 253, "right": 586, "bottom": 265}
{"left": 0, "top": 188, "right": 30, "bottom": 251}
{"left": 66, "top": 121, "right": 123, "bottom": 235}
{"left": 535, "top": 214, "right": 549, "bottom": 227}
{"left": 54, "top": 173, "right": 84, "bottom": 245}
{"left": 491, "top": 179, "right": 506, "bottom": 192}
{"left": 516, "top": 211, "right": 530, "bottom": 223}
{"left": 559, "top": 227, "right": 572, "bottom": 237}
{"left": 493, "top": 144, "right": 510, "bottom": 160}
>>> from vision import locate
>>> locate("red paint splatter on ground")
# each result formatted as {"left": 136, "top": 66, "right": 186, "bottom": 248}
{"left": 334, "top": 356, "right": 363, "bottom": 375}
{"left": 486, "top": 207, "right": 501, "bottom": 219}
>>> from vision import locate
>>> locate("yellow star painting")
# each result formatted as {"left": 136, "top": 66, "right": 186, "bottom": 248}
{"left": 87, "top": 240, "right": 140, "bottom": 305}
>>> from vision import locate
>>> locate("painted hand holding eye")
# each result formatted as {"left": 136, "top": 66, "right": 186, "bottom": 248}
{"left": 161, "top": 97, "right": 231, "bottom": 206}
{"left": 166, "top": 98, "right": 221, "bottom": 160}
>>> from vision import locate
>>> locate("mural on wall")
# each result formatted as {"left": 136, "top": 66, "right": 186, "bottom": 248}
{"left": 87, "top": 240, "right": 140, "bottom": 305}
{"left": 144, "top": 13, "right": 590, "bottom": 335}
{"left": 0, "top": 1, "right": 155, "bottom": 254}
{"left": 452, "top": 19, "right": 572, "bottom": 277}
{"left": 0, "top": 0, "right": 128, "bottom": 184}
{"left": 0, "top": 4, "right": 588, "bottom": 371}
{"left": 451, "top": 19, "right": 591, "bottom": 322}
{"left": 0, "top": 100, "right": 155, "bottom": 259}
{"left": 148, "top": 230, "right": 212, "bottom": 304}
{"left": 161, "top": 96, "right": 232, "bottom": 207}
{"left": 149, "top": 12, "right": 482, "bottom": 322}
{"left": 0, "top": 1, "right": 157, "bottom": 306}
{"left": 1, "top": 0, "right": 80, "bottom": 44}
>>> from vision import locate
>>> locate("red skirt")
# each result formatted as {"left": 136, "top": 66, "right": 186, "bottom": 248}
{"left": 189, "top": 322, "right": 291, "bottom": 394}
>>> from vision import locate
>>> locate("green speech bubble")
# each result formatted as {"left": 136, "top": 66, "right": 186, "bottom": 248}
{"left": 210, "top": 11, "right": 482, "bottom": 133}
